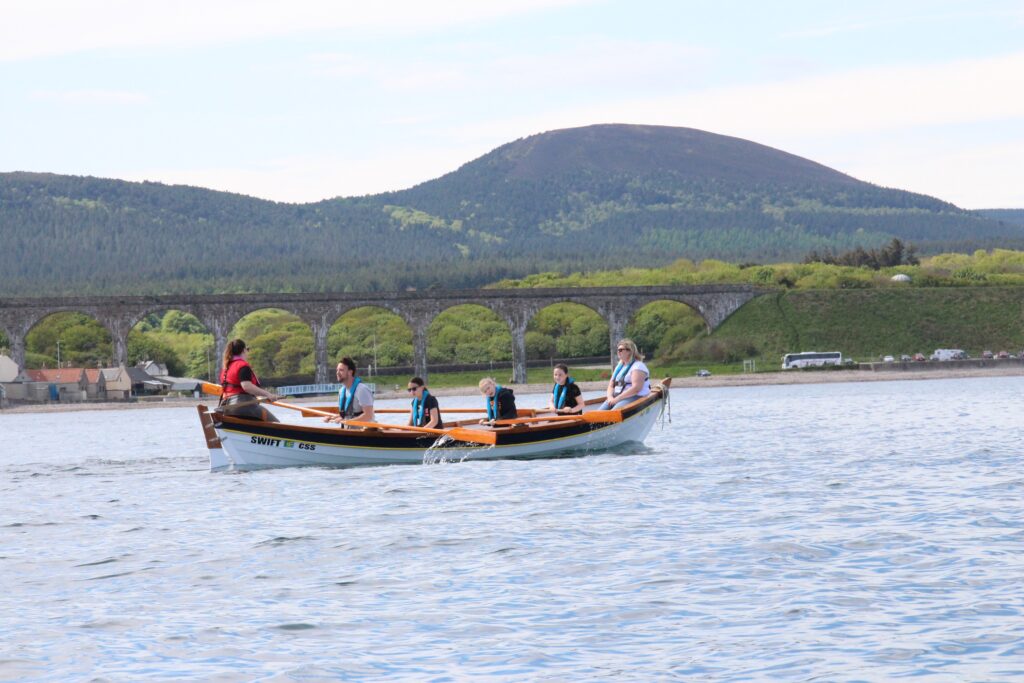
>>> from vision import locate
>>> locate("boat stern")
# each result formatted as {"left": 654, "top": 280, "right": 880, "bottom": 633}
{"left": 197, "top": 404, "right": 231, "bottom": 471}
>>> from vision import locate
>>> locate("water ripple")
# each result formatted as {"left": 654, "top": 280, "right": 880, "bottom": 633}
{"left": 2, "top": 380, "right": 1024, "bottom": 680}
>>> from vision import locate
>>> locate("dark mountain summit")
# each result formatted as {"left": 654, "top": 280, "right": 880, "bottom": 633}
{"left": 389, "top": 123, "right": 945, "bottom": 209}
{"left": 1, "top": 124, "right": 1019, "bottom": 295}
{"left": 474, "top": 124, "right": 860, "bottom": 185}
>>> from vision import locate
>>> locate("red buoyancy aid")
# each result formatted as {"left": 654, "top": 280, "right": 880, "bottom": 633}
{"left": 221, "top": 357, "right": 260, "bottom": 398}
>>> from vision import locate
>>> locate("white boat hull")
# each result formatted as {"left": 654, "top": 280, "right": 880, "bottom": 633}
{"left": 197, "top": 385, "right": 668, "bottom": 471}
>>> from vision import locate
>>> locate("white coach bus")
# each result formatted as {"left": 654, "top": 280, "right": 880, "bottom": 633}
{"left": 781, "top": 351, "right": 843, "bottom": 369}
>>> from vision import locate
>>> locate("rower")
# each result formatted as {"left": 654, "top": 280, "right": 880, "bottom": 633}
{"left": 547, "top": 363, "right": 583, "bottom": 415}
{"left": 325, "top": 356, "right": 374, "bottom": 427}
{"left": 478, "top": 377, "right": 517, "bottom": 424}
{"left": 598, "top": 338, "right": 651, "bottom": 410}
{"left": 407, "top": 377, "right": 444, "bottom": 429}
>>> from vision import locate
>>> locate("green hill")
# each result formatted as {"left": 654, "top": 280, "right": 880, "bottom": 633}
{"left": 2, "top": 124, "right": 1021, "bottom": 295}
{"left": 977, "top": 209, "right": 1024, "bottom": 227}
{"left": 700, "top": 287, "right": 1024, "bottom": 363}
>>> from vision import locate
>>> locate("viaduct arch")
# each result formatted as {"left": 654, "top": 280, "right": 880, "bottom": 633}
{"left": 0, "top": 285, "right": 767, "bottom": 383}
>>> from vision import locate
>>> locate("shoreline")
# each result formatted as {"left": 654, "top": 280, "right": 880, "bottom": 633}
{"left": 4, "top": 365, "right": 1023, "bottom": 415}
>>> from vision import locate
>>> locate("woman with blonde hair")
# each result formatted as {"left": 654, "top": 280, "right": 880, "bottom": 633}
{"left": 598, "top": 338, "right": 650, "bottom": 410}
{"left": 478, "top": 377, "right": 517, "bottom": 424}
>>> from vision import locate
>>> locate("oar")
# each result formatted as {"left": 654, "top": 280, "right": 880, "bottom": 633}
{"left": 264, "top": 399, "right": 497, "bottom": 446}
{"left": 201, "top": 381, "right": 224, "bottom": 396}
{"left": 340, "top": 419, "right": 496, "bottom": 445}
{"left": 492, "top": 410, "right": 623, "bottom": 426}
{"left": 301, "top": 407, "right": 538, "bottom": 416}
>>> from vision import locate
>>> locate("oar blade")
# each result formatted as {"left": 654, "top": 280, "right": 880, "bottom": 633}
{"left": 448, "top": 428, "right": 497, "bottom": 446}
{"left": 581, "top": 410, "right": 623, "bottom": 423}
{"left": 339, "top": 418, "right": 496, "bottom": 446}
{"left": 201, "top": 381, "right": 223, "bottom": 396}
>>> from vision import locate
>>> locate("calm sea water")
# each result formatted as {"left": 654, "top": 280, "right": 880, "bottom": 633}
{"left": 2, "top": 378, "right": 1023, "bottom": 682}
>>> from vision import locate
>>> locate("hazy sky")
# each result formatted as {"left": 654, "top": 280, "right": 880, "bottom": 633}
{"left": 2, "top": 0, "right": 1022, "bottom": 207}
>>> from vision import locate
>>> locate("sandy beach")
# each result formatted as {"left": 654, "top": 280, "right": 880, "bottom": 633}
{"left": 4, "top": 364, "right": 1023, "bottom": 414}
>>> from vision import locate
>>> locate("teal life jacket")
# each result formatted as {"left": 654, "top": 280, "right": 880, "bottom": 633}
{"left": 338, "top": 378, "right": 362, "bottom": 417}
{"left": 552, "top": 378, "right": 574, "bottom": 409}
{"left": 612, "top": 361, "right": 634, "bottom": 394}
{"left": 485, "top": 385, "right": 503, "bottom": 420}
{"left": 412, "top": 389, "right": 429, "bottom": 426}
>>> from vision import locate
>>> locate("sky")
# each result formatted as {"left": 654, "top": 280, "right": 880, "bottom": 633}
{"left": 2, "top": 0, "right": 1023, "bottom": 208}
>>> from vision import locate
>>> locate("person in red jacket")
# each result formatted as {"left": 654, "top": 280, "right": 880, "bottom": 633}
{"left": 219, "top": 339, "right": 280, "bottom": 421}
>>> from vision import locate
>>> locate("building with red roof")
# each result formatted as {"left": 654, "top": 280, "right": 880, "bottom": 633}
{"left": 23, "top": 367, "right": 88, "bottom": 401}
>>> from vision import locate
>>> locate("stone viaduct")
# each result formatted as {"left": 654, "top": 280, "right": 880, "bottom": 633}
{"left": 0, "top": 285, "right": 767, "bottom": 383}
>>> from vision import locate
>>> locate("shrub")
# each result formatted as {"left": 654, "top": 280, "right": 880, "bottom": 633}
{"left": 679, "top": 336, "right": 758, "bottom": 363}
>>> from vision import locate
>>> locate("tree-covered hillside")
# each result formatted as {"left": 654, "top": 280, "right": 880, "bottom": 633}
{"left": 2, "top": 124, "right": 1021, "bottom": 296}
{"left": 977, "top": 209, "right": 1024, "bottom": 227}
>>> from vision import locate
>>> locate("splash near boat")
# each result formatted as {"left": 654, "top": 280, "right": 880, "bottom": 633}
{"left": 196, "top": 379, "right": 671, "bottom": 471}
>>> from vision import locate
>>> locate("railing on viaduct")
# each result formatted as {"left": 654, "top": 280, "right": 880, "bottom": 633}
{"left": 0, "top": 285, "right": 767, "bottom": 383}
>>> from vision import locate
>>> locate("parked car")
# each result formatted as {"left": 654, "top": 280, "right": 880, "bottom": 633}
{"left": 912, "top": 353, "right": 926, "bottom": 361}
{"left": 883, "top": 355, "right": 895, "bottom": 362}
{"left": 982, "top": 350, "right": 994, "bottom": 359}
{"left": 696, "top": 368, "right": 712, "bottom": 378}
{"left": 899, "top": 354, "right": 911, "bottom": 361}
{"left": 997, "top": 350, "right": 1010, "bottom": 359}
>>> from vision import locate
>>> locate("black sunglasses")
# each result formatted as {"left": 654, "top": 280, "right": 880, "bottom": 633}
{"left": 407, "top": 387, "right": 418, "bottom": 392}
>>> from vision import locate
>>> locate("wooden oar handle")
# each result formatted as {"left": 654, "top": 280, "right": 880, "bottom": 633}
{"left": 493, "top": 415, "right": 584, "bottom": 426}
{"left": 303, "top": 407, "right": 538, "bottom": 416}
{"left": 269, "top": 400, "right": 335, "bottom": 418}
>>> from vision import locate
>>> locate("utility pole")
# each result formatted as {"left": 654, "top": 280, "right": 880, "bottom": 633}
{"left": 56, "top": 340, "right": 62, "bottom": 368}
{"left": 372, "top": 332, "right": 377, "bottom": 377}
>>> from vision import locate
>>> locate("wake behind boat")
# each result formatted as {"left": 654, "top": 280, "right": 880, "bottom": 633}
{"left": 196, "top": 379, "right": 671, "bottom": 471}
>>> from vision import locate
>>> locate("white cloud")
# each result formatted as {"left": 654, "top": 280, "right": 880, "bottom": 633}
{"left": 447, "top": 50, "right": 1023, "bottom": 153}
{"left": 29, "top": 89, "right": 150, "bottom": 105}
{"left": 632, "top": 51, "right": 1024, "bottom": 136}
{"left": 781, "top": 7, "right": 1024, "bottom": 40}
{"left": 118, "top": 145, "right": 491, "bottom": 203}
{"left": 781, "top": 19, "right": 878, "bottom": 39}
{"left": 308, "top": 38, "right": 709, "bottom": 93}
{"left": 0, "top": 0, "right": 594, "bottom": 62}
{"left": 842, "top": 138, "right": 1024, "bottom": 209}
{"left": 491, "top": 39, "right": 710, "bottom": 89}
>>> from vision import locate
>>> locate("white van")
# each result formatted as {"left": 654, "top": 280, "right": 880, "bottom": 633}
{"left": 931, "top": 349, "right": 965, "bottom": 361}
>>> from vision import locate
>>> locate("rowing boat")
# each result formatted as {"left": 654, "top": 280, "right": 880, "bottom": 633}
{"left": 196, "top": 379, "right": 671, "bottom": 471}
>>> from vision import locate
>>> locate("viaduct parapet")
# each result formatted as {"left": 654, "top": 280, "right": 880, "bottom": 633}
{"left": 0, "top": 285, "right": 767, "bottom": 383}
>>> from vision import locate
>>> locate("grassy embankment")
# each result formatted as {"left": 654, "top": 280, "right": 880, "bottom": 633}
{"left": 709, "top": 287, "right": 1024, "bottom": 368}
{"left": 373, "top": 287, "right": 1024, "bottom": 387}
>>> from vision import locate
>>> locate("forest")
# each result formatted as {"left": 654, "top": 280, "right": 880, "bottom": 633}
{"left": 3, "top": 125, "right": 1022, "bottom": 297}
